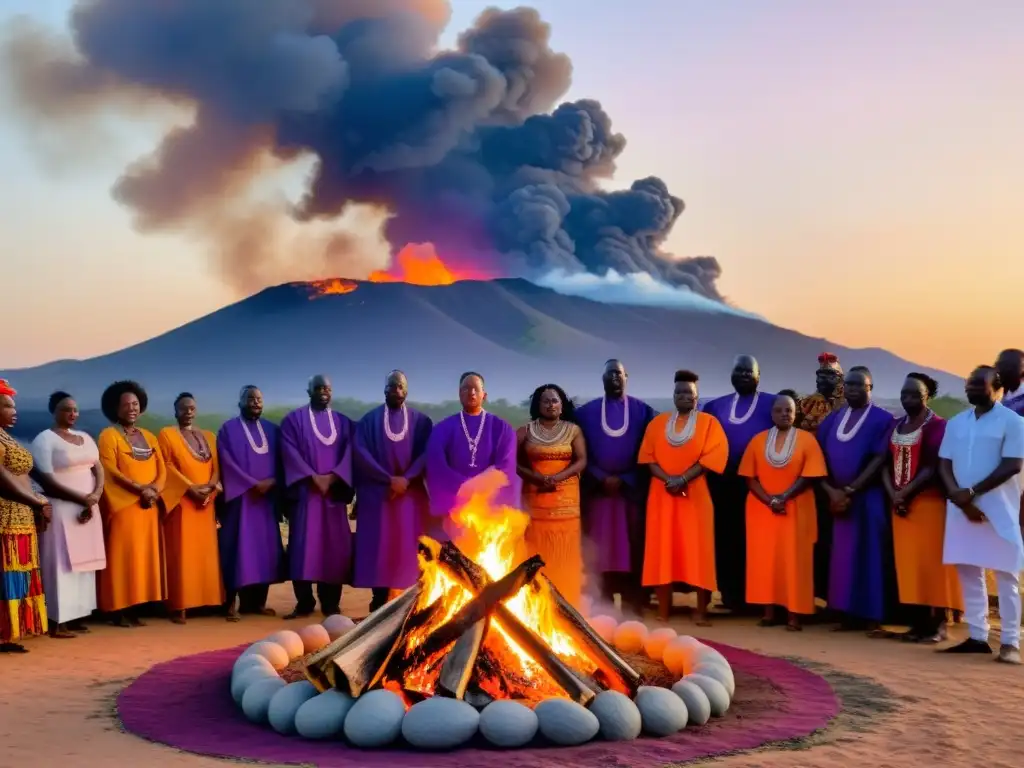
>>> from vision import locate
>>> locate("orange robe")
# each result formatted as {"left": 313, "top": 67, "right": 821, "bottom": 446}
{"left": 639, "top": 412, "right": 728, "bottom": 590}
{"left": 739, "top": 430, "right": 826, "bottom": 615}
{"left": 520, "top": 423, "right": 583, "bottom": 608}
{"left": 96, "top": 427, "right": 166, "bottom": 612}
{"left": 894, "top": 490, "right": 963, "bottom": 611}
{"left": 157, "top": 428, "right": 225, "bottom": 612}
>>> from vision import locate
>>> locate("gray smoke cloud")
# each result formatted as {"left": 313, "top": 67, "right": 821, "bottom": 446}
{"left": 1, "top": 0, "right": 723, "bottom": 298}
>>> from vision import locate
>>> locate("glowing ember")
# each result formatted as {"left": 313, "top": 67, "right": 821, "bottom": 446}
{"left": 306, "top": 277, "right": 358, "bottom": 299}
{"left": 369, "top": 243, "right": 484, "bottom": 286}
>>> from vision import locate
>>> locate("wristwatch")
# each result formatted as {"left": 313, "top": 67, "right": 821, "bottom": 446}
{"left": 967, "top": 487, "right": 977, "bottom": 499}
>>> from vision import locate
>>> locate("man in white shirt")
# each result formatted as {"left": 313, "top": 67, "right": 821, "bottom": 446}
{"left": 938, "top": 365, "right": 1024, "bottom": 664}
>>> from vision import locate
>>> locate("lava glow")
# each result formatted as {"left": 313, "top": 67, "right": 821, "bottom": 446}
{"left": 395, "top": 470, "right": 592, "bottom": 702}
{"left": 369, "top": 242, "right": 483, "bottom": 286}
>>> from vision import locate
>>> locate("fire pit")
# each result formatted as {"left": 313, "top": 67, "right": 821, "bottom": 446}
{"left": 231, "top": 471, "right": 736, "bottom": 750}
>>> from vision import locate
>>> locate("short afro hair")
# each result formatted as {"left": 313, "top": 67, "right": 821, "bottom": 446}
{"left": 101, "top": 380, "right": 148, "bottom": 424}
{"left": 674, "top": 369, "right": 699, "bottom": 384}
{"left": 48, "top": 390, "right": 73, "bottom": 414}
{"left": 906, "top": 372, "right": 939, "bottom": 399}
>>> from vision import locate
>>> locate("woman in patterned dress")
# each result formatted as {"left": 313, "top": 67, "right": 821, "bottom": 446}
{"left": 0, "top": 379, "right": 50, "bottom": 652}
{"left": 517, "top": 384, "right": 587, "bottom": 608}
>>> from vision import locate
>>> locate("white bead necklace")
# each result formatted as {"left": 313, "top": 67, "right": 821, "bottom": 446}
{"left": 528, "top": 419, "right": 570, "bottom": 445}
{"left": 728, "top": 392, "right": 760, "bottom": 425}
{"left": 240, "top": 417, "right": 269, "bottom": 455}
{"left": 308, "top": 406, "right": 338, "bottom": 447}
{"left": 460, "top": 410, "right": 487, "bottom": 468}
{"left": 665, "top": 410, "right": 698, "bottom": 447}
{"left": 835, "top": 403, "right": 873, "bottom": 443}
{"left": 601, "top": 396, "right": 629, "bottom": 438}
{"left": 764, "top": 426, "right": 798, "bottom": 468}
{"left": 384, "top": 404, "right": 409, "bottom": 443}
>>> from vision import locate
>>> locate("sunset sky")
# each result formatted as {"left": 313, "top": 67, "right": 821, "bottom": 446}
{"left": 1, "top": 0, "right": 1021, "bottom": 375}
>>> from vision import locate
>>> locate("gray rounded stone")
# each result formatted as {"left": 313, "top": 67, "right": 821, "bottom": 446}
{"left": 590, "top": 690, "right": 642, "bottom": 741}
{"left": 634, "top": 685, "right": 688, "bottom": 736}
{"left": 268, "top": 681, "right": 319, "bottom": 735}
{"left": 670, "top": 679, "right": 711, "bottom": 725}
{"left": 295, "top": 690, "right": 355, "bottom": 740}
{"left": 692, "top": 661, "right": 735, "bottom": 697}
{"left": 233, "top": 653, "right": 274, "bottom": 680}
{"left": 535, "top": 698, "right": 600, "bottom": 746}
{"left": 231, "top": 665, "right": 278, "bottom": 705}
{"left": 241, "top": 678, "right": 287, "bottom": 724}
{"left": 343, "top": 689, "right": 406, "bottom": 748}
{"left": 685, "top": 673, "right": 730, "bottom": 717}
{"left": 402, "top": 697, "right": 480, "bottom": 750}
{"left": 479, "top": 700, "right": 538, "bottom": 748}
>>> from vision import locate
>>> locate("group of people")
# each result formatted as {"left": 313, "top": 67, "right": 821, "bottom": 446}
{"left": 0, "top": 350, "right": 1021, "bottom": 666}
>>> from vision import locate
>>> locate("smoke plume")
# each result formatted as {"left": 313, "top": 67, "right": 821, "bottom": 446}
{"left": 1, "top": 0, "right": 724, "bottom": 299}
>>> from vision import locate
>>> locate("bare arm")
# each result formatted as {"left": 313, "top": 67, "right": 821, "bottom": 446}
{"left": 552, "top": 429, "right": 588, "bottom": 482}
{"left": 845, "top": 453, "right": 886, "bottom": 494}
{"left": 971, "top": 458, "right": 1024, "bottom": 497}
{"left": 649, "top": 463, "right": 675, "bottom": 484}
{"left": 782, "top": 476, "right": 813, "bottom": 501}
{"left": 515, "top": 427, "right": 546, "bottom": 485}
{"left": 32, "top": 471, "right": 89, "bottom": 506}
{"left": 881, "top": 461, "right": 896, "bottom": 502}
{"left": 746, "top": 477, "right": 774, "bottom": 506}
{"left": 0, "top": 465, "right": 46, "bottom": 508}
{"left": 938, "top": 458, "right": 959, "bottom": 498}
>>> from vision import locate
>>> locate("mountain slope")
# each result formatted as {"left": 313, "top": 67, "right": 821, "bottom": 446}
{"left": 2, "top": 279, "right": 961, "bottom": 410}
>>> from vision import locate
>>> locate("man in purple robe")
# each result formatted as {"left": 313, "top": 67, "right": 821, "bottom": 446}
{"left": 216, "top": 385, "right": 286, "bottom": 620}
{"left": 353, "top": 370, "right": 433, "bottom": 613}
{"left": 702, "top": 355, "right": 776, "bottom": 611}
{"left": 996, "top": 349, "right": 1024, "bottom": 417}
{"left": 576, "top": 359, "right": 657, "bottom": 613}
{"left": 425, "top": 372, "right": 519, "bottom": 539}
{"left": 280, "top": 374, "right": 355, "bottom": 619}
{"left": 817, "top": 366, "right": 896, "bottom": 631}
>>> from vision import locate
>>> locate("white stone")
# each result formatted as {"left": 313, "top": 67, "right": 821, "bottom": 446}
{"left": 297, "top": 624, "right": 331, "bottom": 654}
{"left": 233, "top": 653, "right": 275, "bottom": 682}
{"left": 643, "top": 627, "right": 678, "bottom": 661}
{"left": 322, "top": 614, "right": 356, "bottom": 641}
{"left": 692, "top": 661, "right": 735, "bottom": 697}
{"left": 589, "top": 690, "right": 641, "bottom": 741}
{"left": 343, "top": 689, "right": 406, "bottom": 748}
{"left": 670, "top": 679, "right": 711, "bottom": 725}
{"left": 265, "top": 630, "right": 305, "bottom": 661}
{"left": 535, "top": 698, "right": 600, "bottom": 746}
{"left": 613, "top": 621, "right": 648, "bottom": 655}
{"left": 244, "top": 641, "right": 290, "bottom": 671}
{"left": 689, "top": 644, "right": 729, "bottom": 673}
{"left": 634, "top": 685, "right": 688, "bottom": 736}
{"left": 588, "top": 615, "right": 618, "bottom": 644}
{"left": 231, "top": 664, "right": 278, "bottom": 705}
{"left": 295, "top": 690, "right": 355, "bottom": 740}
{"left": 479, "top": 700, "right": 538, "bottom": 748}
{"left": 685, "top": 673, "right": 730, "bottom": 717}
{"left": 268, "top": 681, "right": 319, "bottom": 735}
{"left": 241, "top": 678, "right": 287, "bottom": 724}
{"left": 402, "top": 697, "right": 480, "bottom": 750}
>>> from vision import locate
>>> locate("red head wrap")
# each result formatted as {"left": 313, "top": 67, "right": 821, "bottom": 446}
{"left": 0, "top": 379, "right": 16, "bottom": 397}
{"left": 816, "top": 352, "right": 842, "bottom": 372}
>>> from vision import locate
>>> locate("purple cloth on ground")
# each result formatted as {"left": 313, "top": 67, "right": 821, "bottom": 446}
{"left": 424, "top": 411, "right": 519, "bottom": 540}
{"left": 352, "top": 405, "right": 433, "bottom": 589}
{"left": 576, "top": 396, "right": 657, "bottom": 574}
{"left": 279, "top": 406, "right": 354, "bottom": 584}
{"left": 817, "top": 404, "right": 896, "bottom": 622}
{"left": 215, "top": 418, "right": 286, "bottom": 592}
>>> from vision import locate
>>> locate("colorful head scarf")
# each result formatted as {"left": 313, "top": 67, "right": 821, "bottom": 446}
{"left": 796, "top": 352, "right": 845, "bottom": 433}
{"left": 0, "top": 379, "right": 16, "bottom": 397}
{"left": 817, "top": 351, "right": 843, "bottom": 374}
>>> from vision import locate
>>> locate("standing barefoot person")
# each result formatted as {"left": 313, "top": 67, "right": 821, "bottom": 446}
{"left": 31, "top": 391, "right": 105, "bottom": 638}
{"left": 739, "top": 395, "right": 827, "bottom": 631}
{"left": 158, "top": 393, "right": 224, "bottom": 624}
{"left": 639, "top": 371, "right": 729, "bottom": 625}
{"left": 0, "top": 380, "right": 50, "bottom": 652}
{"left": 96, "top": 380, "right": 166, "bottom": 628}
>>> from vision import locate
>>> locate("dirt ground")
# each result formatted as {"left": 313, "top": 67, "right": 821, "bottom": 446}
{"left": 2, "top": 585, "right": 1022, "bottom": 768}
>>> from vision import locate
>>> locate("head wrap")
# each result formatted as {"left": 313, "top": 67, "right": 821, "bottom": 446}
{"left": 816, "top": 352, "right": 843, "bottom": 373}
{"left": 0, "top": 379, "right": 16, "bottom": 397}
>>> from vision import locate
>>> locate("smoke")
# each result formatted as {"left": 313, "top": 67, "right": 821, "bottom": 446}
{"left": 1, "top": 0, "right": 724, "bottom": 299}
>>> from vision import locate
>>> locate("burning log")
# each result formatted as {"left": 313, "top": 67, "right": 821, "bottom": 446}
{"left": 540, "top": 576, "right": 643, "bottom": 696}
{"left": 404, "top": 555, "right": 545, "bottom": 669}
{"left": 437, "top": 618, "right": 489, "bottom": 699}
{"left": 303, "top": 586, "right": 421, "bottom": 693}
{"left": 421, "top": 539, "right": 597, "bottom": 707}
{"left": 365, "top": 593, "right": 450, "bottom": 693}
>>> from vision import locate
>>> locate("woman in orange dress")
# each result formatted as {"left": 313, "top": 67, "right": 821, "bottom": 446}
{"left": 96, "top": 380, "right": 167, "bottom": 627}
{"left": 739, "top": 395, "right": 827, "bottom": 631}
{"left": 881, "top": 373, "right": 962, "bottom": 643}
{"left": 157, "top": 393, "right": 224, "bottom": 624}
{"left": 639, "top": 370, "right": 729, "bottom": 624}
{"left": 517, "top": 384, "right": 587, "bottom": 609}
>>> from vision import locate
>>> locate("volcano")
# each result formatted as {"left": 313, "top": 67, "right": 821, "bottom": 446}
{"left": 2, "top": 276, "right": 959, "bottom": 411}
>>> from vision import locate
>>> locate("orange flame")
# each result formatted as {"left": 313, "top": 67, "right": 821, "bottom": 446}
{"left": 306, "top": 277, "right": 358, "bottom": 299}
{"left": 369, "top": 242, "right": 481, "bottom": 286}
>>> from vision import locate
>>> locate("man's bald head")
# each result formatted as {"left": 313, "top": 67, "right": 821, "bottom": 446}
{"left": 307, "top": 374, "right": 332, "bottom": 410}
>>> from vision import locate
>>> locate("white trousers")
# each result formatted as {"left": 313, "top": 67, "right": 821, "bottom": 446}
{"left": 957, "top": 564, "right": 1021, "bottom": 647}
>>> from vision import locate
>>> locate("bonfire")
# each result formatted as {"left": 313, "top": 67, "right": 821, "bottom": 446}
{"left": 304, "top": 470, "right": 641, "bottom": 708}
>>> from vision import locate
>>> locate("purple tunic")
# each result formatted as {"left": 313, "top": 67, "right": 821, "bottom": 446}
{"left": 702, "top": 392, "right": 776, "bottom": 472}
{"left": 818, "top": 404, "right": 896, "bottom": 622}
{"left": 280, "top": 406, "right": 354, "bottom": 585}
{"left": 576, "top": 396, "right": 657, "bottom": 574}
{"left": 352, "top": 405, "right": 433, "bottom": 589}
{"left": 216, "top": 418, "right": 286, "bottom": 592}
{"left": 1002, "top": 391, "right": 1024, "bottom": 417}
{"left": 424, "top": 411, "right": 519, "bottom": 541}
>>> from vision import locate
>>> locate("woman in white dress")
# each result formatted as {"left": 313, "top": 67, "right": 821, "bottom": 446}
{"left": 30, "top": 392, "right": 106, "bottom": 636}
